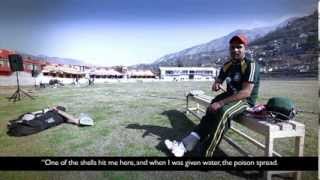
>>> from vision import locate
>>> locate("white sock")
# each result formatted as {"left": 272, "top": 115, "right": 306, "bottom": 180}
{"left": 182, "top": 132, "right": 200, "bottom": 151}
{"left": 190, "top": 132, "right": 201, "bottom": 140}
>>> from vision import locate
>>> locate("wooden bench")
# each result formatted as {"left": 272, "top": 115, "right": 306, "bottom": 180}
{"left": 185, "top": 91, "right": 305, "bottom": 180}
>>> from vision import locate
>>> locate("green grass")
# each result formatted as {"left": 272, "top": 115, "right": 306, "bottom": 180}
{"left": 0, "top": 80, "right": 318, "bottom": 179}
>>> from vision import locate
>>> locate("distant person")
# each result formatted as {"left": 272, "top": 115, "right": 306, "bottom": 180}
{"left": 74, "top": 76, "right": 80, "bottom": 86}
{"left": 165, "top": 35, "right": 260, "bottom": 157}
{"left": 75, "top": 76, "right": 79, "bottom": 84}
{"left": 85, "top": 73, "right": 94, "bottom": 86}
{"left": 89, "top": 76, "right": 95, "bottom": 86}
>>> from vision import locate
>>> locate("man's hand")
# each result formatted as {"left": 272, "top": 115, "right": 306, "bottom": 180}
{"left": 210, "top": 101, "right": 224, "bottom": 112}
{"left": 212, "top": 81, "right": 222, "bottom": 92}
{"left": 213, "top": 82, "right": 254, "bottom": 106}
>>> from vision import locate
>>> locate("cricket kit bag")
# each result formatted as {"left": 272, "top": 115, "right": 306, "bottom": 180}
{"left": 7, "top": 106, "right": 66, "bottom": 136}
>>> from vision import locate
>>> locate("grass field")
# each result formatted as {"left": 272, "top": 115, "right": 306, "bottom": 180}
{"left": 0, "top": 80, "right": 318, "bottom": 180}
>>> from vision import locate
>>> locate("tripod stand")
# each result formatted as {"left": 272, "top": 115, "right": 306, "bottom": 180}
{"left": 8, "top": 71, "right": 34, "bottom": 102}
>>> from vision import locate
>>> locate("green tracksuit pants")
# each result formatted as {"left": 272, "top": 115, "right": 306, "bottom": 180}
{"left": 192, "top": 92, "right": 250, "bottom": 157}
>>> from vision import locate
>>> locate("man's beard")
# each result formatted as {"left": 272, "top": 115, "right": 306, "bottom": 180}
{"left": 231, "top": 54, "right": 245, "bottom": 61}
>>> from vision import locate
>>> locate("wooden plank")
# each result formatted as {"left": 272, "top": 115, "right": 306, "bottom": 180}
{"left": 188, "top": 95, "right": 212, "bottom": 103}
{"left": 230, "top": 127, "right": 281, "bottom": 157}
{"left": 187, "top": 107, "right": 198, "bottom": 111}
{"left": 188, "top": 96, "right": 211, "bottom": 107}
{"left": 230, "top": 127, "right": 266, "bottom": 149}
{"left": 271, "top": 129, "right": 305, "bottom": 138}
{"left": 277, "top": 122, "right": 292, "bottom": 131}
{"left": 266, "top": 171, "right": 301, "bottom": 180}
{"left": 287, "top": 120, "right": 305, "bottom": 130}
{"left": 233, "top": 116, "right": 278, "bottom": 136}
{"left": 223, "top": 135, "right": 252, "bottom": 157}
{"left": 186, "top": 108, "right": 203, "bottom": 120}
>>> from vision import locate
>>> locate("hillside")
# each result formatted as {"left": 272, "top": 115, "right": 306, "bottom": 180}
{"left": 18, "top": 53, "right": 89, "bottom": 66}
{"left": 140, "top": 12, "right": 317, "bottom": 76}
{"left": 249, "top": 11, "right": 318, "bottom": 75}
{"left": 152, "top": 25, "right": 278, "bottom": 68}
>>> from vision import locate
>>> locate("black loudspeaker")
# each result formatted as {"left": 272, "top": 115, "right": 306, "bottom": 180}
{"left": 8, "top": 54, "right": 24, "bottom": 71}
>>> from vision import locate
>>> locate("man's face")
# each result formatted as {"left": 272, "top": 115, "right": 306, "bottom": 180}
{"left": 229, "top": 43, "right": 246, "bottom": 61}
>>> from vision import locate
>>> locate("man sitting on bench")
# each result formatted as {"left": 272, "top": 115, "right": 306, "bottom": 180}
{"left": 165, "top": 34, "right": 260, "bottom": 157}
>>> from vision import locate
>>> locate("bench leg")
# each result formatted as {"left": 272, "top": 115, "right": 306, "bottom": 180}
{"left": 265, "top": 135, "right": 274, "bottom": 156}
{"left": 186, "top": 97, "right": 189, "bottom": 115}
{"left": 292, "top": 171, "right": 301, "bottom": 180}
{"left": 294, "top": 136, "right": 304, "bottom": 156}
{"left": 292, "top": 136, "right": 304, "bottom": 180}
{"left": 264, "top": 135, "right": 274, "bottom": 180}
{"left": 263, "top": 171, "right": 272, "bottom": 180}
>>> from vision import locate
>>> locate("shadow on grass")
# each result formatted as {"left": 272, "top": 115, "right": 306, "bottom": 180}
{"left": 126, "top": 110, "right": 193, "bottom": 155}
{"left": 126, "top": 110, "right": 228, "bottom": 157}
{"left": 126, "top": 109, "right": 264, "bottom": 179}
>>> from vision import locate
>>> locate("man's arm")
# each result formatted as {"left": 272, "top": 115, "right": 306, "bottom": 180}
{"left": 210, "top": 82, "right": 254, "bottom": 111}
{"left": 212, "top": 66, "right": 228, "bottom": 91}
{"left": 212, "top": 78, "right": 223, "bottom": 91}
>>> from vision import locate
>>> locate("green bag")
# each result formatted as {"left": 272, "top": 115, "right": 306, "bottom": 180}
{"left": 266, "top": 97, "right": 296, "bottom": 120}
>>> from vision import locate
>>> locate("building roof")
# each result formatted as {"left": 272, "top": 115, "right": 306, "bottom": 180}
{"left": 0, "top": 49, "right": 15, "bottom": 58}
{"left": 43, "top": 65, "right": 84, "bottom": 75}
{"left": 88, "top": 68, "right": 122, "bottom": 76}
{"left": 159, "top": 66, "right": 217, "bottom": 70}
{"left": 127, "top": 70, "right": 155, "bottom": 76}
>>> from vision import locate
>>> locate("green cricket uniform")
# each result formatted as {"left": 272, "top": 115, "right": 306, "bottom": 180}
{"left": 217, "top": 57, "right": 260, "bottom": 106}
{"left": 192, "top": 57, "right": 260, "bottom": 157}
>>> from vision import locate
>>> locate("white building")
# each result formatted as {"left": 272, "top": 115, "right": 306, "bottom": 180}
{"left": 126, "top": 69, "right": 155, "bottom": 78}
{"left": 159, "top": 66, "right": 218, "bottom": 81}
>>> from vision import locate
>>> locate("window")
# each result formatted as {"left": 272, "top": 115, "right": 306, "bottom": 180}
{"left": 33, "top": 65, "right": 39, "bottom": 71}
{"left": 27, "top": 64, "right": 33, "bottom": 70}
{"left": 165, "top": 70, "right": 173, "bottom": 75}
{"left": 0, "top": 60, "right": 5, "bottom": 67}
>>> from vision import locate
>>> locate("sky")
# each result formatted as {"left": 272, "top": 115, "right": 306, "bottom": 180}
{"left": 0, "top": 0, "right": 317, "bottom": 66}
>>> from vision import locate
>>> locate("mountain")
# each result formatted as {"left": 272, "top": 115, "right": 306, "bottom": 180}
{"left": 151, "top": 20, "right": 289, "bottom": 67}
{"left": 152, "top": 28, "right": 272, "bottom": 67}
{"left": 140, "top": 12, "right": 317, "bottom": 77}
{"left": 38, "top": 55, "right": 90, "bottom": 66}
{"left": 18, "top": 52, "right": 90, "bottom": 66}
{"left": 249, "top": 11, "right": 318, "bottom": 74}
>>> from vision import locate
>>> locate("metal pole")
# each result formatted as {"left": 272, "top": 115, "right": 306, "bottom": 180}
{"left": 16, "top": 71, "right": 20, "bottom": 90}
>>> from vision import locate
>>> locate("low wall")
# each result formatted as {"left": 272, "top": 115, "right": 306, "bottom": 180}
{"left": 0, "top": 72, "right": 35, "bottom": 86}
